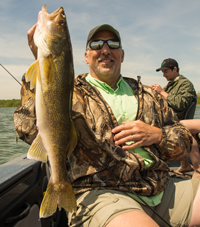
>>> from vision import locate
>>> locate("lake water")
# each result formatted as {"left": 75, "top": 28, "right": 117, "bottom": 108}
{"left": 0, "top": 106, "right": 200, "bottom": 165}
{"left": 0, "top": 107, "right": 30, "bottom": 165}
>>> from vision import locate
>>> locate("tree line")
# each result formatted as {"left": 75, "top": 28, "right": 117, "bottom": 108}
{"left": 197, "top": 92, "right": 200, "bottom": 105}
{"left": 0, "top": 99, "right": 21, "bottom": 107}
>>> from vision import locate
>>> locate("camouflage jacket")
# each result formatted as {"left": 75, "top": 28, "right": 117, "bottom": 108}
{"left": 14, "top": 73, "right": 192, "bottom": 196}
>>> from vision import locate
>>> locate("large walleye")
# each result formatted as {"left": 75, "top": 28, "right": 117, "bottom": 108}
{"left": 25, "top": 5, "right": 77, "bottom": 218}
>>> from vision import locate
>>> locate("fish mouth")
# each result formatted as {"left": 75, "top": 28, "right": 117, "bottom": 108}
{"left": 36, "top": 5, "right": 66, "bottom": 34}
{"left": 35, "top": 5, "right": 66, "bottom": 42}
{"left": 34, "top": 5, "right": 68, "bottom": 54}
{"left": 41, "top": 5, "right": 66, "bottom": 21}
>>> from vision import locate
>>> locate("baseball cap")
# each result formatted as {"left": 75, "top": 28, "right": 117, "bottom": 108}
{"left": 86, "top": 24, "right": 121, "bottom": 49}
{"left": 156, "top": 58, "right": 179, "bottom": 72}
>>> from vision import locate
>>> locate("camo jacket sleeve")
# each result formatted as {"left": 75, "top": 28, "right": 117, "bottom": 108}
{"left": 13, "top": 74, "right": 38, "bottom": 145}
{"left": 155, "top": 105, "right": 193, "bottom": 162}
{"left": 140, "top": 85, "right": 193, "bottom": 162}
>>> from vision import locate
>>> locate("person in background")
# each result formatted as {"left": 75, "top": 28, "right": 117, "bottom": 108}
{"left": 151, "top": 58, "right": 196, "bottom": 120}
{"left": 180, "top": 119, "right": 200, "bottom": 179}
{"left": 151, "top": 58, "right": 196, "bottom": 173}
{"left": 14, "top": 24, "right": 200, "bottom": 227}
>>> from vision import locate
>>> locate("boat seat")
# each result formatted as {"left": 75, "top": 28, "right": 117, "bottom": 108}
{"left": 184, "top": 95, "right": 197, "bottom": 119}
{"left": 169, "top": 95, "right": 197, "bottom": 169}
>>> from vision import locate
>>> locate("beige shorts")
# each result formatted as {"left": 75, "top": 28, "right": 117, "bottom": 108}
{"left": 68, "top": 176, "right": 200, "bottom": 227}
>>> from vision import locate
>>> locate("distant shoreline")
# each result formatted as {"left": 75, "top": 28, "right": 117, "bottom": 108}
{"left": 0, "top": 100, "right": 200, "bottom": 107}
{"left": 0, "top": 99, "right": 21, "bottom": 108}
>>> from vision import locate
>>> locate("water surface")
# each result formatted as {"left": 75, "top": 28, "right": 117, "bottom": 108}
{"left": 0, "top": 107, "right": 30, "bottom": 165}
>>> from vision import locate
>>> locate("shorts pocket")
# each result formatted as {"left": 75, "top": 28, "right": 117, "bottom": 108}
{"left": 79, "top": 190, "right": 120, "bottom": 216}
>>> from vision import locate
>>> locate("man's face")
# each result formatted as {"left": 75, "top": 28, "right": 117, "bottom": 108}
{"left": 85, "top": 30, "right": 124, "bottom": 87}
{"left": 162, "top": 68, "right": 178, "bottom": 81}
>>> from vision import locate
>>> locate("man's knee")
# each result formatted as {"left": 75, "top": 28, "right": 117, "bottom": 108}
{"left": 106, "top": 210, "right": 159, "bottom": 227}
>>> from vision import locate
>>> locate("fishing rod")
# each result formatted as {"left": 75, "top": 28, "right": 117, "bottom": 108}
{"left": 0, "top": 64, "right": 21, "bottom": 86}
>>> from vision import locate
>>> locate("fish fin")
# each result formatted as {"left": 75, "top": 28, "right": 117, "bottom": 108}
{"left": 25, "top": 60, "right": 39, "bottom": 89}
{"left": 27, "top": 133, "right": 47, "bottom": 162}
{"left": 40, "top": 176, "right": 77, "bottom": 218}
{"left": 34, "top": 30, "right": 50, "bottom": 54}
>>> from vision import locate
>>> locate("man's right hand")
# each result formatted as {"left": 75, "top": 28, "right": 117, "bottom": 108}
{"left": 150, "top": 84, "right": 168, "bottom": 100}
{"left": 27, "top": 24, "right": 38, "bottom": 60}
{"left": 112, "top": 120, "right": 162, "bottom": 150}
{"left": 150, "top": 84, "right": 163, "bottom": 94}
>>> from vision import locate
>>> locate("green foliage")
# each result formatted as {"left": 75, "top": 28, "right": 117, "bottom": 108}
{"left": 0, "top": 99, "right": 21, "bottom": 107}
{"left": 197, "top": 92, "right": 200, "bottom": 105}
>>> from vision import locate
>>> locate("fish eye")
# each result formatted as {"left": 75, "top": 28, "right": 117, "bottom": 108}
{"left": 60, "top": 20, "right": 66, "bottom": 26}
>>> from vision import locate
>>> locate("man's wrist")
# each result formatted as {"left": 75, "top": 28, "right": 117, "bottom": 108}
{"left": 160, "top": 91, "right": 168, "bottom": 100}
{"left": 154, "top": 128, "right": 163, "bottom": 145}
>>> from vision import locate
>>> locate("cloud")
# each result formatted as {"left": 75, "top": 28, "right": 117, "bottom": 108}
{"left": 0, "top": 0, "right": 200, "bottom": 99}
{"left": 0, "top": 35, "right": 33, "bottom": 60}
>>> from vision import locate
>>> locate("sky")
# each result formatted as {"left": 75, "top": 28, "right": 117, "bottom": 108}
{"left": 0, "top": 0, "right": 200, "bottom": 99}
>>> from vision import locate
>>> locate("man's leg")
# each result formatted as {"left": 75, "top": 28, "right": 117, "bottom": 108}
{"left": 106, "top": 210, "right": 159, "bottom": 227}
{"left": 151, "top": 176, "right": 200, "bottom": 227}
{"left": 68, "top": 189, "right": 159, "bottom": 227}
{"left": 179, "top": 158, "right": 194, "bottom": 173}
{"left": 189, "top": 180, "right": 200, "bottom": 227}
{"left": 189, "top": 137, "right": 200, "bottom": 179}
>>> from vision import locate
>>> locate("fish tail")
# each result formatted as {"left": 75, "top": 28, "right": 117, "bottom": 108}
{"left": 39, "top": 177, "right": 77, "bottom": 218}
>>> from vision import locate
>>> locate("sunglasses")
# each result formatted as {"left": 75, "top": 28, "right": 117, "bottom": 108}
{"left": 88, "top": 39, "right": 121, "bottom": 50}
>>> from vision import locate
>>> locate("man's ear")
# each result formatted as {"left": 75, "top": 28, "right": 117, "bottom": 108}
{"left": 85, "top": 51, "right": 89, "bottom": 64}
{"left": 121, "top": 49, "right": 125, "bottom": 63}
{"left": 173, "top": 67, "right": 178, "bottom": 72}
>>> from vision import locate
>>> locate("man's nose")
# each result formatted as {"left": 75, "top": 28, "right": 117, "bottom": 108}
{"left": 101, "top": 43, "right": 111, "bottom": 55}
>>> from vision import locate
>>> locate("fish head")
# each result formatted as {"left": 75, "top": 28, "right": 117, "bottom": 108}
{"left": 34, "top": 5, "right": 69, "bottom": 56}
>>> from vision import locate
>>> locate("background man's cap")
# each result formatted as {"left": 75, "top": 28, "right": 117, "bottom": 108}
{"left": 86, "top": 24, "right": 121, "bottom": 49}
{"left": 156, "top": 58, "right": 179, "bottom": 72}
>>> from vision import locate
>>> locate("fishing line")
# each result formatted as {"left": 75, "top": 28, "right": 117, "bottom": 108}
{"left": 78, "top": 139, "right": 172, "bottom": 227}
{"left": 0, "top": 64, "right": 21, "bottom": 86}
{"left": 82, "top": 60, "right": 88, "bottom": 66}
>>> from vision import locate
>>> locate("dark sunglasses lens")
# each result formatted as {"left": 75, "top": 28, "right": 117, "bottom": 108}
{"left": 108, "top": 40, "right": 120, "bottom": 49}
{"left": 90, "top": 40, "right": 103, "bottom": 50}
{"left": 89, "top": 40, "right": 120, "bottom": 50}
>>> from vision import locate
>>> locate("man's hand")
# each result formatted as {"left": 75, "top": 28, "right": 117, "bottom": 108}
{"left": 150, "top": 84, "right": 163, "bottom": 94}
{"left": 150, "top": 84, "right": 168, "bottom": 100}
{"left": 27, "top": 24, "right": 38, "bottom": 60}
{"left": 112, "top": 120, "right": 162, "bottom": 150}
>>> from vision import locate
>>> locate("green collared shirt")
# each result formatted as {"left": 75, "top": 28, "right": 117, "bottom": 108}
{"left": 86, "top": 74, "right": 163, "bottom": 206}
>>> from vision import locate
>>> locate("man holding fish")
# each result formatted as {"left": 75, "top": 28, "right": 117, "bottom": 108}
{"left": 14, "top": 5, "right": 200, "bottom": 227}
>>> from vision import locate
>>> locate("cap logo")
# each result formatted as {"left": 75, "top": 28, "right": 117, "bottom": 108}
{"left": 161, "top": 61, "right": 166, "bottom": 66}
